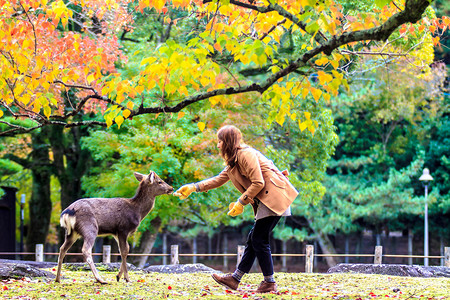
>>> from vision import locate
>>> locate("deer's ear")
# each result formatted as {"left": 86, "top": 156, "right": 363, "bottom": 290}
{"left": 134, "top": 172, "right": 145, "bottom": 182}
{"left": 149, "top": 171, "right": 155, "bottom": 183}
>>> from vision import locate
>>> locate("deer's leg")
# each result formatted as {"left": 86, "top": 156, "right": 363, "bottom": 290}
{"left": 81, "top": 228, "right": 107, "bottom": 284}
{"left": 116, "top": 233, "right": 130, "bottom": 282}
{"left": 55, "top": 233, "right": 78, "bottom": 283}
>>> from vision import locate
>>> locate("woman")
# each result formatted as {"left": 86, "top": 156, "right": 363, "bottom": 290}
{"left": 174, "top": 125, "right": 298, "bottom": 293}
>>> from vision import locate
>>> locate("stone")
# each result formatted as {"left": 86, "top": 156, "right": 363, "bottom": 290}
{"left": 0, "top": 259, "right": 56, "bottom": 269}
{"left": 144, "top": 263, "right": 221, "bottom": 274}
{"left": 63, "top": 262, "right": 139, "bottom": 272}
{"left": 327, "top": 263, "right": 450, "bottom": 278}
{"left": 0, "top": 263, "right": 56, "bottom": 280}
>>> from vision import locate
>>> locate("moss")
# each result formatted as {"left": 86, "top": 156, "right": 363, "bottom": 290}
{"left": 1, "top": 269, "right": 449, "bottom": 299}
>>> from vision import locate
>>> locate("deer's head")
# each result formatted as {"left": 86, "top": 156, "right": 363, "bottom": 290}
{"left": 134, "top": 171, "right": 174, "bottom": 197}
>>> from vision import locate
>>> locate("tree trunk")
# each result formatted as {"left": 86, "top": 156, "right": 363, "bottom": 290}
{"left": 308, "top": 220, "right": 340, "bottom": 268}
{"left": 132, "top": 217, "right": 162, "bottom": 268}
{"left": 26, "top": 128, "right": 52, "bottom": 251}
{"left": 49, "top": 125, "right": 92, "bottom": 247}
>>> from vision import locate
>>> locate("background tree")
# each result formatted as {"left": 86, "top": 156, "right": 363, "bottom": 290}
{"left": 1, "top": 0, "right": 447, "bottom": 136}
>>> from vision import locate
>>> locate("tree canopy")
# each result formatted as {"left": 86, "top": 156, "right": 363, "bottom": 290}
{"left": 1, "top": 0, "right": 448, "bottom": 136}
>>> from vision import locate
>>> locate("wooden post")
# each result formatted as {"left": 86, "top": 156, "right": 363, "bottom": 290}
{"left": 445, "top": 247, "right": 450, "bottom": 268}
{"left": 171, "top": 245, "right": 179, "bottom": 265}
{"left": 103, "top": 245, "right": 111, "bottom": 264}
{"left": 374, "top": 246, "right": 383, "bottom": 264}
{"left": 35, "top": 244, "right": 44, "bottom": 262}
{"left": 237, "top": 245, "right": 245, "bottom": 267}
{"left": 305, "top": 244, "right": 314, "bottom": 273}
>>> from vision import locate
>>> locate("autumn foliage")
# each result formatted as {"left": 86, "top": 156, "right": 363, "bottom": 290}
{"left": 0, "top": 0, "right": 448, "bottom": 135}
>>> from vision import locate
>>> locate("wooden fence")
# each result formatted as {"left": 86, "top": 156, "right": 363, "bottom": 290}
{"left": 1, "top": 244, "right": 449, "bottom": 272}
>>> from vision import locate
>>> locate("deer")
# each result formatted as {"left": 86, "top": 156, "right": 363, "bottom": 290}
{"left": 55, "top": 171, "right": 173, "bottom": 284}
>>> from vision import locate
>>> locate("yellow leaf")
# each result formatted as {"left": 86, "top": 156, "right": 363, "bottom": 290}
{"left": 123, "top": 109, "right": 131, "bottom": 119}
{"left": 309, "top": 125, "right": 316, "bottom": 134}
{"left": 299, "top": 120, "right": 307, "bottom": 132}
{"left": 23, "top": 39, "right": 31, "bottom": 49}
{"left": 315, "top": 57, "right": 329, "bottom": 66}
{"left": 304, "top": 111, "right": 311, "bottom": 120}
{"left": 87, "top": 74, "right": 95, "bottom": 84}
{"left": 317, "top": 71, "right": 333, "bottom": 85}
{"left": 32, "top": 103, "right": 41, "bottom": 113}
{"left": 43, "top": 106, "right": 51, "bottom": 118}
{"left": 21, "top": 94, "right": 31, "bottom": 105}
{"left": 290, "top": 113, "right": 297, "bottom": 121}
{"left": 198, "top": 121, "right": 206, "bottom": 132}
{"left": 105, "top": 115, "right": 113, "bottom": 127}
{"left": 135, "top": 85, "right": 145, "bottom": 94}
{"left": 302, "top": 87, "right": 309, "bottom": 99}
{"left": 240, "top": 55, "right": 250, "bottom": 65}
{"left": 275, "top": 113, "right": 285, "bottom": 126}
{"left": 330, "top": 59, "right": 339, "bottom": 69}
{"left": 311, "top": 88, "right": 322, "bottom": 101}
{"left": 0, "top": 110, "right": 3, "bottom": 118}
{"left": 127, "top": 102, "right": 134, "bottom": 110}
{"left": 250, "top": 54, "right": 259, "bottom": 65}
{"left": 115, "top": 115, "right": 124, "bottom": 128}
{"left": 177, "top": 111, "right": 185, "bottom": 120}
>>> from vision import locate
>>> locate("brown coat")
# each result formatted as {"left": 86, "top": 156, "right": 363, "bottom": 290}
{"left": 197, "top": 147, "right": 299, "bottom": 215}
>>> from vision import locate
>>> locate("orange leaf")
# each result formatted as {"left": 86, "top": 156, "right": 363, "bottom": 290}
{"left": 214, "top": 42, "right": 222, "bottom": 53}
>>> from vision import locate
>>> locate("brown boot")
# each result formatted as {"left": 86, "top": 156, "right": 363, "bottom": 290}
{"left": 254, "top": 280, "right": 277, "bottom": 293}
{"left": 211, "top": 273, "right": 239, "bottom": 290}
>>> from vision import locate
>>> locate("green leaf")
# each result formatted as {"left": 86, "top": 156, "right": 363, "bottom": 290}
{"left": 374, "top": 0, "right": 391, "bottom": 9}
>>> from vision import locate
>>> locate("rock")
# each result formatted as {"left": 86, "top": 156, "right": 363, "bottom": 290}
{"left": 144, "top": 263, "right": 221, "bottom": 274}
{"left": 0, "top": 263, "right": 56, "bottom": 280}
{"left": 327, "top": 263, "right": 450, "bottom": 278}
{"left": 63, "top": 262, "right": 139, "bottom": 272}
{"left": 0, "top": 259, "right": 57, "bottom": 269}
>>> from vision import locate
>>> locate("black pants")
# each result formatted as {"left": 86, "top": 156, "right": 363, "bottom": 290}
{"left": 237, "top": 216, "right": 281, "bottom": 276}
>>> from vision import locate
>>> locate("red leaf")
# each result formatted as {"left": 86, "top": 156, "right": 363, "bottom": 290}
{"left": 2, "top": 286, "right": 8, "bottom": 290}
{"left": 168, "top": 286, "right": 172, "bottom": 290}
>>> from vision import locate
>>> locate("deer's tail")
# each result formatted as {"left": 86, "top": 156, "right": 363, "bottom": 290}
{"left": 60, "top": 209, "right": 76, "bottom": 236}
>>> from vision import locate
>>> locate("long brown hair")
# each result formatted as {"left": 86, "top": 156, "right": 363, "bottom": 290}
{"left": 217, "top": 125, "right": 243, "bottom": 167}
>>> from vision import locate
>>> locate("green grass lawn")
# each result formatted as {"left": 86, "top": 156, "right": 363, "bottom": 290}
{"left": 1, "top": 268, "right": 449, "bottom": 299}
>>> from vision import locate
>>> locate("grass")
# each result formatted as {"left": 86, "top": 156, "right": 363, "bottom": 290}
{"left": 1, "top": 267, "right": 449, "bottom": 299}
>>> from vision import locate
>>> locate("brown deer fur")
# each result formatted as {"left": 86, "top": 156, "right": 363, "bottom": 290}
{"left": 55, "top": 171, "right": 173, "bottom": 284}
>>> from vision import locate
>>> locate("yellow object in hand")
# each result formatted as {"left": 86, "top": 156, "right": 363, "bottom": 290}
{"left": 227, "top": 201, "right": 244, "bottom": 217}
{"left": 174, "top": 184, "right": 196, "bottom": 200}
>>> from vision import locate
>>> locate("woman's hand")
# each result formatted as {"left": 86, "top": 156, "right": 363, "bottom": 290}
{"left": 174, "top": 184, "right": 196, "bottom": 200}
{"left": 227, "top": 201, "right": 244, "bottom": 216}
